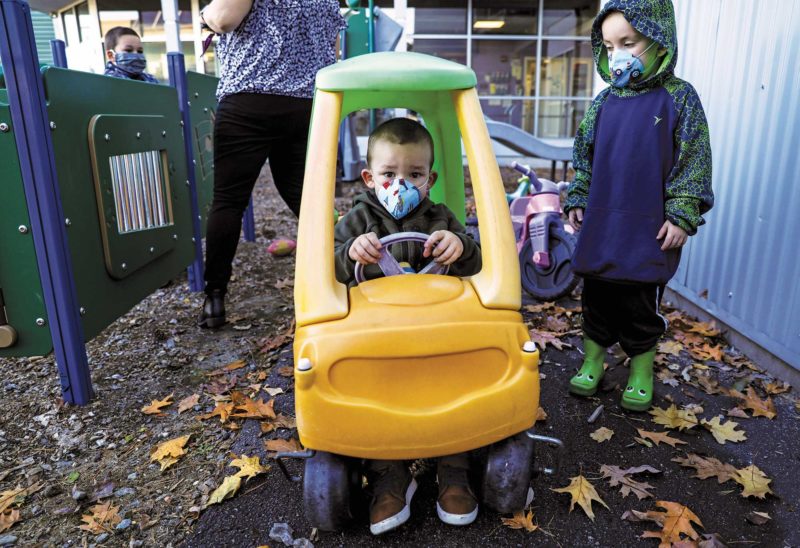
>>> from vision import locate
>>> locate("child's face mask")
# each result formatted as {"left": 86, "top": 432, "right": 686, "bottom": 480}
{"left": 608, "top": 40, "right": 656, "bottom": 88}
{"left": 114, "top": 52, "right": 148, "bottom": 75}
{"left": 376, "top": 177, "right": 428, "bottom": 220}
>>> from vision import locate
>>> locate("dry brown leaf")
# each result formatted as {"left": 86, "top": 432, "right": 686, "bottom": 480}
{"left": 196, "top": 402, "right": 234, "bottom": 424}
{"left": 150, "top": 435, "right": 190, "bottom": 471}
{"left": 732, "top": 464, "right": 773, "bottom": 499}
{"left": 672, "top": 454, "right": 737, "bottom": 484}
{"left": 701, "top": 416, "right": 747, "bottom": 444}
{"left": 231, "top": 392, "right": 276, "bottom": 420}
{"left": 223, "top": 359, "right": 247, "bottom": 371}
{"left": 599, "top": 465, "right": 660, "bottom": 500}
{"left": 205, "top": 475, "right": 242, "bottom": 507}
{"left": 636, "top": 429, "right": 687, "bottom": 448}
{"left": 0, "top": 509, "right": 20, "bottom": 533}
{"left": 726, "top": 406, "right": 748, "bottom": 418}
{"left": 687, "top": 320, "right": 721, "bottom": 337}
{"left": 277, "top": 366, "right": 294, "bottom": 377}
{"left": 730, "top": 387, "right": 777, "bottom": 419}
{"left": 551, "top": 475, "right": 609, "bottom": 521}
{"left": 689, "top": 343, "right": 724, "bottom": 362}
{"left": 649, "top": 404, "right": 699, "bottom": 430}
{"left": 141, "top": 393, "right": 174, "bottom": 415}
{"left": 274, "top": 277, "right": 293, "bottom": 290}
{"left": 590, "top": 427, "right": 614, "bottom": 443}
{"left": 640, "top": 501, "right": 704, "bottom": 546}
{"left": 265, "top": 438, "right": 303, "bottom": 453}
{"left": 544, "top": 315, "right": 571, "bottom": 333}
{"left": 658, "top": 341, "right": 683, "bottom": 357}
{"left": 536, "top": 407, "right": 548, "bottom": 421}
{"left": 273, "top": 414, "right": 297, "bottom": 429}
{"left": 177, "top": 394, "right": 200, "bottom": 414}
{"left": 762, "top": 381, "right": 791, "bottom": 395}
{"left": 746, "top": 511, "right": 771, "bottom": 525}
{"left": 78, "top": 502, "right": 122, "bottom": 534}
{"left": 0, "top": 487, "right": 24, "bottom": 514}
{"left": 528, "top": 328, "right": 570, "bottom": 351}
{"left": 500, "top": 509, "right": 537, "bottom": 532}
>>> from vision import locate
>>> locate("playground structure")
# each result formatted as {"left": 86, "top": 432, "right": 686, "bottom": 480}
{"left": 0, "top": 0, "right": 217, "bottom": 404}
{"left": 285, "top": 51, "right": 562, "bottom": 529}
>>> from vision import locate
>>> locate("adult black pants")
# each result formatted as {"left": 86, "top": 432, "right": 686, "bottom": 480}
{"left": 204, "top": 93, "right": 312, "bottom": 294}
{"left": 581, "top": 277, "right": 667, "bottom": 356}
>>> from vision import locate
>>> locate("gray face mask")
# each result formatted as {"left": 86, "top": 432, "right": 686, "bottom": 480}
{"left": 114, "top": 52, "right": 147, "bottom": 75}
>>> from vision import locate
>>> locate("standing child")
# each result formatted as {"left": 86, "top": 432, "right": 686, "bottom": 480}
{"left": 564, "top": 0, "right": 713, "bottom": 411}
{"left": 103, "top": 27, "right": 159, "bottom": 83}
{"left": 334, "top": 117, "right": 482, "bottom": 534}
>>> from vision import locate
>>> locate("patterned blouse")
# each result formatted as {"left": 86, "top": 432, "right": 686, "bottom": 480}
{"left": 215, "top": 0, "right": 346, "bottom": 100}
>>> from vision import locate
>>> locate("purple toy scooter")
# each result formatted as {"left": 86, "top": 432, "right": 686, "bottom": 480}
{"left": 509, "top": 162, "right": 579, "bottom": 301}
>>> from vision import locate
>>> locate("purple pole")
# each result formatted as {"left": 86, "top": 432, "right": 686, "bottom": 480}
{"left": 50, "top": 38, "right": 66, "bottom": 68}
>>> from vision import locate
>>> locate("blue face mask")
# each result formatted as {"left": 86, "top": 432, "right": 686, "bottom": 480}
{"left": 114, "top": 52, "right": 147, "bottom": 75}
{"left": 608, "top": 41, "right": 656, "bottom": 88}
{"left": 375, "top": 177, "right": 427, "bottom": 219}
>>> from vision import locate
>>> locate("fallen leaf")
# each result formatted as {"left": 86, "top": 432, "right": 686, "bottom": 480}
{"left": 762, "top": 381, "right": 791, "bottom": 395}
{"left": 649, "top": 404, "right": 699, "bottom": 431}
{"left": 545, "top": 315, "right": 571, "bottom": 333}
{"left": 205, "top": 475, "right": 242, "bottom": 507}
{"left": 0, "top": 487, "right": 24, "bottom": 514}
{"left": 231, "top": 392, "right": 276, "bottom": 420}
{"left": 277, "top": 366, "right": 294, "bottom": 377}
{"left": 672, "top": 454, "right": 737, "bottom": 484}
{"left": 259, "top": 321, "right": 295, "bottom": 354}
{"left": 701, "top": 416, "right": 747, "bottom": 444}
{"left": 264, "top": 387, "right": 284, "bottom": 397}
{"left": 230, "top": 455, "right": 268, "bottom": 481}
{"left": 590, "top": 427, "right": 614, "bottom": 443}
{"left": 745, "top": 511, "right": 771, "bottom": 525}
{"left": 726, "top": 407, "right": 749, "bottom": 418}
{"left": 273, "top": 414, "right": 297, "bottom": 429}
{"left": 223, "top": 360, "right": 247, "bottom": 371}
{"left": 658, "top": 341, "right": 683, "bottom": 357}
{"left": 687, "top": 320, "right": 720, "bottom": 337}
{"left": 78, "top": 502, "right": 122, "bottom": 534}
{"left": 536, "top": 407, "right": 548, "bottom": 421}
{"left": 689, "top": 343, "right": 724, "bottom": 362}
{"left": 0, "top": 509, "right": 20, "bottom": 533}
{"left": 732, "top": 464, "right": 773, "bottom": 499}
{"left": 528, "top": 328, "right": 570, "bottom": 351}
{"left": 141, "top": 393, "right": 174, "bottom": 415}
{"left": 656, "top": 369, "right": 680, "bottom": 387}
{"left": 636, "top": 429, "right": 687, "bottom": 448}
{"left": 196, "top": 402, "right": 234, "bottom": 424}
{"left": 698, "top": 532, "right": 729, "bottom": 547}
{"left": 177, "top": 394, "right": 200, "bottom": 414}
{"left": 150, "top": 435, "right": 190, "bottom": 471}
{"left": 640, "top": 501, "right": 704, "bottom": 546}
{"left": 730, "top": 387, "right": 777, "bottom": 419}
{"left": 551, "top": 475, "right": 609, "bottom": 521}
{"left": 500, "top": 509, "right": 537, "bottom": 532}
{"left": 274, "top": 277, "right": 293, "bottom": 290}
{"left": 599, "top": 465, "right": 660, "bottom": 500}
{"left": 265, "top": 438, "right": 303, "bottom": 453}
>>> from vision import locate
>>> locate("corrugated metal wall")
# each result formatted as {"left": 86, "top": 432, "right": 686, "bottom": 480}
{"left": 31, "top": 11, "right": 56, "bottom": 65}
{"left": 670, "top": 0, "right": 800, "bottom": 368}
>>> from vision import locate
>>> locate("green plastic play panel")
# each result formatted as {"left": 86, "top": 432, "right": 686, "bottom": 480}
{"left": 186, "top": 70, "right": 218, "bottom": 236}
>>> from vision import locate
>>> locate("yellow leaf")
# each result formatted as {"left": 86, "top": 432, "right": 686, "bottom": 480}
{"left": 500, "top": 509, "right": 537, "bottom": 532}
{"left": 687, "top": 320, "right": 721, "bottom": 337}
{"left": 150, "top": 435, "right": 190, "bottom": 471}
{"left": 649, "top": 404, "right": 699, "bottom": 431}
{"left": 733, "top": 465, "right": 773, "bottom": 499}
{"left": 177, "top": 394, "right": 200, "bottom": 414}
{"left": 78, "top": 502, "right": 122, "bottom": 534}
{"left": 590, "top": 427, "right": 614, "bottom": 443}
{"left": 640, "top": 500, "right": 703, "bottom": 546}
{"left": 197, "top": 402, "right": 234, "bottom": 424}
{"left": 730, "top": 387, "right": 777, "bottom": 419}
{"left": 0, "top": 509, "right": 20, "bottom": 533}
{"left": 206, "top": 475, "right": 242, "bottom": 507}
{"left": 141, "top": 393, "right": 174, "bottom": 415}
{"left": 551, "top": 475, "right": 609, "bottom": 521}
{"left": 658, "top": 341, "right": 683, "bottom": 356}
{"left": 223, "top": 359, "right": 247, "bottom": 371}
{"left": 230, "top": 455, "right": 268, "bottom": 481}
{"left": 636, "top": 429, "right": 687, "bottom": 448}
{"left": 701, "top": 416, "right": 747, "bottom": 444}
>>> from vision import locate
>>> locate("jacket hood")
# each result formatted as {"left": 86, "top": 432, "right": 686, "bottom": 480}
{"left": 592, "top": 0, "right": 678, "bottom": 90}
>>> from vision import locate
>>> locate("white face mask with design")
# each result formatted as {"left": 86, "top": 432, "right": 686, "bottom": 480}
{"left": 375, "top": 177, "right": 428, "bottom": 219}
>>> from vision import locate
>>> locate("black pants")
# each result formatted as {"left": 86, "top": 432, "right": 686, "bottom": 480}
{"left": 204, "top": 93, "right": 312, "bottom": 294}
{"left": 581, "top": 278, "right": 667, "bottom": 356}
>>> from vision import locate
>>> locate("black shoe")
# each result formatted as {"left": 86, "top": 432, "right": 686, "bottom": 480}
{"left": 198, "top": 290, "right": 226, "bottom": 328}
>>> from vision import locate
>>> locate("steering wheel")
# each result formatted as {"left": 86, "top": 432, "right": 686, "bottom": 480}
{"left": 353, "top": 231, "right": 450, "bottom": 284}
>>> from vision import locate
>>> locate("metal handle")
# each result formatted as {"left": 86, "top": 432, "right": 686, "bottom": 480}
{"left": 526, "top": 432, "right": 564, "bottom": 476}
{"left": 274, "top": 449, "right": 315, "bottom": 482}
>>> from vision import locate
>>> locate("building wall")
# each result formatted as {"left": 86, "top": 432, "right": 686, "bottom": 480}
{"left": 32, "top": 11, "right": 56, "bottom": 65}
{"left": 669, "top": 0, "right": 800, "bottom": 368}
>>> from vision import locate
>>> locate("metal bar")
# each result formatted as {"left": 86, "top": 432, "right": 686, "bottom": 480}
{"left": 49, "top": 38, "right": 67, "bottom": 68}
{"left": 0, "top": 0, "right": 93, "bottom": 404}
{"left": 161, "top": 0, "right": 181, "bottom": 53}
{"left": 137, "top": 152, "right": 154, "bottom": 228}
{"left": 148, "top": 150, "right": 166, "bottom": 226}
{"left": 242, "top": 197, "right": 256, "bottom": 242}
{"left": 167, "top": 51, "right": 205, "bottom": 292}
{"left": 526, "top": 432, "right": 564, "bottom": 476}
{"left": 274, "top": 449, "right": 316, "bottom": 483}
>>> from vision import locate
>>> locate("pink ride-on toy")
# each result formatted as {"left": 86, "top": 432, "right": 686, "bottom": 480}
{"left": 509, "top": 162, "right": 579, "bottom": 301}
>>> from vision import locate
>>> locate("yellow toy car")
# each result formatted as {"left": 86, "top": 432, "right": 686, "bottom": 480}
{"left": 285, "top": 52, "right": 562, "bottom": 530}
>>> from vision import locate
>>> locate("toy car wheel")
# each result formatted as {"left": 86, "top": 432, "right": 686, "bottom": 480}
{"left": 482, "top": 432, "right": 535, "bottom": 514}
{"left": 631, "top": 69, "right": 641, "bottom": 79}
{"left": 519, "top": 226, "right": 579, "bottom": 301}
{"left": 303, "top": 451, "right": 361, "bottom": 531}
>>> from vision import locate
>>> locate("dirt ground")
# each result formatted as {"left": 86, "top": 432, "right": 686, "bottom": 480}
{"left": 1, "top": 167, "right": 798, "bottom": 548}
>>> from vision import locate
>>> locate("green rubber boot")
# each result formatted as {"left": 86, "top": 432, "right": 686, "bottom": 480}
{"left": 569, "top": 337, "right": 607, "bottom": 396}
{"left": 621, "top": 347, "right": 657, "bottom": 411}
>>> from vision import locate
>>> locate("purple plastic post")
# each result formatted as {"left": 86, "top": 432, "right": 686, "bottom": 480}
{"left": 167, "top": 52, "right": 205, "bottom": 292}
{"left": 49, "top": 39, "right": 67, "bottom": 68}
{"left": 0, "top": 0, "right": 93, "bottom": 404}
